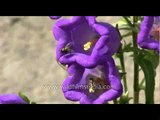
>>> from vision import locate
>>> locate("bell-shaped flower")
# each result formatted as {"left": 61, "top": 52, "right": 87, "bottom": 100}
{"left": 62, "top": 57, "right": 123, "bottom": 104}
{"left": 137, "top": 16, "right": 160, "bottom": 53}
{"left": 53, "top": 16, "right": 121, "bottom": 68}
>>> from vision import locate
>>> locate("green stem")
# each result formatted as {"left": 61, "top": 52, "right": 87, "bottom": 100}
{"left": 113, "top": 99, "right": 118, "bottom": 104}
{"left": 122, "top": 16, "right": 133, "bottom": 27}
{"left": 116, "top": 24, "right": 129, "bottom": 104}
{"left": 116, "top": 24, "right": 128, "bottom": 93}
{"left": 132, "top": 16, "right": 139, "bottom": 104}
{"left": 119, "top": 47, "right": 128, "bottom": 92}
{"left": 139, "top": 78, "right": 145, "bottom": 88}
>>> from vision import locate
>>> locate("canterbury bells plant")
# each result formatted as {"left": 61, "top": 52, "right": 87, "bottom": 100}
{"left": 0, "top": 16, "right": 159, "bottom": 104}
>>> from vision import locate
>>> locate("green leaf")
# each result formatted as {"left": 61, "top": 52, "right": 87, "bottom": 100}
{"left": 122, "top": 16, "right": 133, "bottom": 28}
{"left": 116, "top": 65, "right": 122, "bottom": 71}
{"left": 119, "top": 27, "right": 132, "bottom": 31}
{"left": 118, "top": 91, "right": 133, "bottom": 104}
{"left": 137, "top": 16, "right": 144, "bottom": 21}
{"left": 113, "top": 99, "right": 118, "bottom": 104}
{"left": 119, "top": 72, "right": 127, "bottom": 79}
{"left": 19, "top": 92, "right": 36, "bottom": 104}
{"left": 139, "top": 78, "right": 145, "bottom": 91}
{"left": 138, "top": 58, "right": 155, "bottom": 104}
{"left": 30, "top": 101, "right": 36, "bottom": 104}
{"left": 19, "top": 92, "right": 30, "bottom": 103}
{"left": 119, "top": 25, "right": 139, "bottom": 33}
{"left": 143, "top": 50, "right": 159, "bottom": 69}
{"left": 139, "top": 85, "right": 145, "bottom": 91}
{"left": 134, "top": 16, "right": 143, "bottom": 23}
{"left": 112, "top": 19, "right": 127, "bottom": 27}
{"left": 123, "top": 45, "right": 140, "bottom": 53}
{"left": 121, "top": 32, "right": 132, "bottom": 38}
{"left": 122, "top": 43, "right": 132, "bottom": 50}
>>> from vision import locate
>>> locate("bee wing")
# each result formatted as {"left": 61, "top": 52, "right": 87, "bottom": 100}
{"left": 65, "top": 42, "right": 72, "bottom": 49}
{"left": 56, "top": 60, "right": 67, "bottom": 71}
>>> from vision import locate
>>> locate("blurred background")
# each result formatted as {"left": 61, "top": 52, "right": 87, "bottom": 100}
{"left": 0, "top": 16, "right": 159, "bottom": 104}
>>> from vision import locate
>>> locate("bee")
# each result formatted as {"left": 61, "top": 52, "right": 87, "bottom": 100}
{"left": 61, "top": 43, "right": 73, "bottom": 54}
{"left": 88, "top": 76, "right": 110, "bottom": 94}
{"left": 89, "top": 78, "right": 96, "bottom": 93}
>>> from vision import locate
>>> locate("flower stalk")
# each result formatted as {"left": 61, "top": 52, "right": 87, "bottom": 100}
{"left": 119, "top": 44, "right": 128, "bottom": 93}
{"left": 132, "top": 16, "right": 139, "bottom": 104}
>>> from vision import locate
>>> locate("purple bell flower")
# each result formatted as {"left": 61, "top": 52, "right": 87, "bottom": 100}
{"left": 53, "top": 16, "right": 121, "bottom": 68}
{"left": 0, "top": 94, "right": 27, "bottom": 104}
{"left": 62, "top": 57, "right": 123, "bottom": 104}
{"left": 50, "top": 16, "right": 61, "bottom": 20}
{"left": 137, "top": 16, "right": 160, "bottom": 53}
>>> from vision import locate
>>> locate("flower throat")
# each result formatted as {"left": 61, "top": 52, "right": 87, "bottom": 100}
{"left": 83, "top": 36, "right": 99, "bottom": 51}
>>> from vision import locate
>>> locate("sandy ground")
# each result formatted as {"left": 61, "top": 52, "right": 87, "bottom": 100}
{"left": 0, "top": 16, "right": 159, "bottom": 104}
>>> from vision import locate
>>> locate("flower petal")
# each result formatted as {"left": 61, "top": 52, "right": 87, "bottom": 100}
{"left": 0, "top": 94, "right": 27, "bottom": 104}
{"left": 50, "top": 16, "right": 61, "bottom": 20}
{"left": 137, "top": 16, "right": 160, "bottom": 53}
{"left": 138, "top": 16, "right": 154, "bottom": 43}
{"left": 93, "top": 89, "right": 121, "bottom": 104}
{"left": 53, "top": 16, "right": 121, "bottom": 67}
{"left": 61, "top": 57, "right": 122, "bottom": 104}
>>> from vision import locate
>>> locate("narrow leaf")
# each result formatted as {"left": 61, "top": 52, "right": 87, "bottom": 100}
{"left": 122, "top": 16, "right": 133, "bottom": 27}
{"left": 138, "top": 58, "right": 155, "bottom": 104}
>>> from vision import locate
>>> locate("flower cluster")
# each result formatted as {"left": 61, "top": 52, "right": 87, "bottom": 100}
{"left": 51, "top": 16, "right": 123, "bottom": 104}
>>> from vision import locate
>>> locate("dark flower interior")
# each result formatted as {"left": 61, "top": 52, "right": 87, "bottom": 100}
{"left": 150, "top": 17, "right": 160, "bottom": 41}
{"left": 68, "top": 18, "right": 99, "bottom": 55}
{"left": 72, "top": 65, "right": 111, "bottom": 100}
